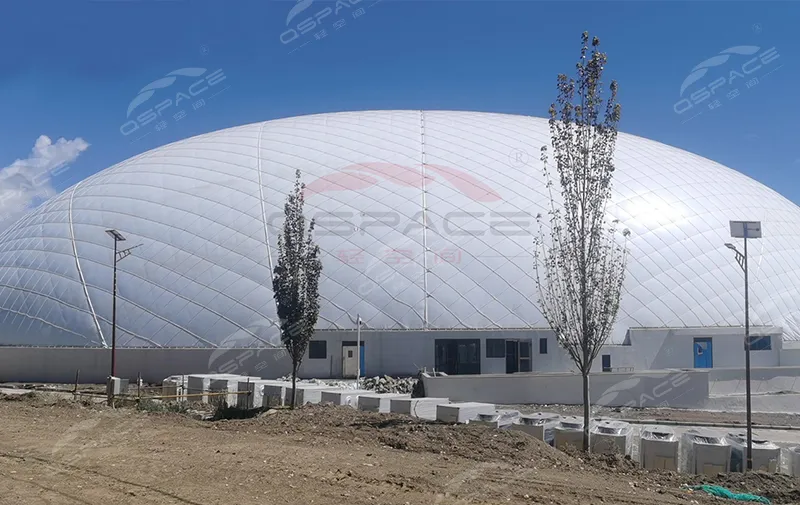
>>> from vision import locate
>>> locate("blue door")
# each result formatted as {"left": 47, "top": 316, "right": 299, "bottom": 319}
{"left": 693, "top": 338, "right": 713, "bottom": 368}
{"left": 359, "top": 344, "right": 365, "bottom": 376}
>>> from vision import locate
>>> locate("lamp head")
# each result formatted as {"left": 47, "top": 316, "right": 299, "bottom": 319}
{"left": 724, "top": 243, "right": 736, "bottom": 251}
{"left": 106, "top": 229, "right": 126, "bottom": 242}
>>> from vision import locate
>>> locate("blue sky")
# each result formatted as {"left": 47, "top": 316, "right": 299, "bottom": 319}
{"left": 1, "top": 0, "right": 798, "bottom": 224}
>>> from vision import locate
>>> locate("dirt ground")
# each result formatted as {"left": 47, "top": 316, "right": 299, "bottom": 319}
{"left": 1, "top": 393, "right": 799, "bottom": 505}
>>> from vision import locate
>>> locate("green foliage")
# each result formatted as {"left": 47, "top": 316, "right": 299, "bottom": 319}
{"left": 273, "top": 169, "right": 323, "bottom": 408}
{"left": 533, "top": 32, "right": 629, "bottom": 451}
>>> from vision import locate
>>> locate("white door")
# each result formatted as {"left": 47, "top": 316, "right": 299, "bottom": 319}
{"left": 342, "top": 345, "right": 358, "bottom": 378}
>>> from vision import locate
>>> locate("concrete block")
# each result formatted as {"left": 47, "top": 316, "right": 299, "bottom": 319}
{"left": 284, "top": 385, "right": 335, "bottom": 405}
{"left": 390, "top": 397, "right": 450, "bottom": 420}
{"left": 358, "top": 393, "right": 411, "bottom": 413}
{"left": 320, "top": 389, "right": 373, "bottom": 408}
{"left": 263, "top": 382, "right": 291, "bottom": 408}
{"left": 161, "top": 375, "right": 187, "bottom": 400}
{"left": 187, "top": 374, "right": 241, "bottom": 403}
{"left": 106, "top": 376, "right": 129, "bottom": 396}
{"left": 237, "top": 380, "right": 286, "bottom": 409}
{"left": 208, "top": 376, "right": 260, "bottom": 406}
{"left": 436, "top": 402, "right": 495, "bottom": 424}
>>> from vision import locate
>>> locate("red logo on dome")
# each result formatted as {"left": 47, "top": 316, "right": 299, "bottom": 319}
{"left": 304, "top": 163, "right": 502, "bottom": 202}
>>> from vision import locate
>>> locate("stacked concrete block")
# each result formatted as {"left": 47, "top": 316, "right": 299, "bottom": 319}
{"left": 358, "top": 393, "right": 412, "bottom": 413}
{"left": 237, "top": 380, "right": 286, "bottom": 409}
{"left": 285, "top": 385, "right": 336, "bottom": 405}
{"left": 390, "top": 397, "right": 450, "bottom": 420}
{"left": 186, "top": 374, "right": 241, "bottom": 403}
{"left": 208, "top": 376, "right": 261, "bottom": 406}
{"left": 436, "top": 402, "right": 495, "bottom": 424}
{"left": 320, "top": 389, "right": 373, "bottom": 408}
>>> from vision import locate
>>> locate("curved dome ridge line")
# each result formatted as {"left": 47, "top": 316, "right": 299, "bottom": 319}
{"left": 69, "top": 181, "right": 107, "bottom": 348}
{"left": 420, "top": 110, "right": 430, "bottom": 330}
{"left": 256, "top": 121, "right": 278, "bottom": 317}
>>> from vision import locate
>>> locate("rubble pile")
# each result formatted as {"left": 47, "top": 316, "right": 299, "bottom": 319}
{"left": 275, "top": 376, "right": 354, "bottom": 389}
{"left": 360, "top": 375, "right": 418, "bottom": 394}
{"left": 272, "top": 375, "right": 418, "bottom": 394}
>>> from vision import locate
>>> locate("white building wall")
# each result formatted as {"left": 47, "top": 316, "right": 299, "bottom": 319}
{"left": 626, "top": 327, "right": 782, "bottom": 369}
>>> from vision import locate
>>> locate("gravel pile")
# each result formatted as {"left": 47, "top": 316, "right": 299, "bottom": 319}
{"left": 275, "top": 376, "right": 356, "bottom": 389}
{"left": 360, "top": 375, "right": 417, "bottom": 394}
{"left": 274, "top": 374, "right": 418, "bottom": 394}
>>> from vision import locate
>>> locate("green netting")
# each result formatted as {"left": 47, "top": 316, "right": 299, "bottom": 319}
{"left": 685, "top": 484, "right": 771, "bottom": 504}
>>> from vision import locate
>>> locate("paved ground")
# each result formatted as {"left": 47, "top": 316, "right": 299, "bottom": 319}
{"left": 2, "top": 392, "right": 800, "bottom": 505}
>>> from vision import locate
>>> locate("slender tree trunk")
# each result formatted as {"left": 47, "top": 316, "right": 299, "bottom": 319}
{"left": 291, "top": 361, "right": 298, "bottom": 409}
{"left": 582, "top": 370, "right": 590, "bottom": 452}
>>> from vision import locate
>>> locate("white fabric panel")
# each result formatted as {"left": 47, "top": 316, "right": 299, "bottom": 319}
{"left": 0, "top": 110, "right": 797, "bottom": 347}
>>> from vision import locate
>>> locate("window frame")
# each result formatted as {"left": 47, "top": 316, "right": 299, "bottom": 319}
{"left": 308, "top": 340, "right": 327, "bottom": 359}
{"left": 539, "top": 337, "right": 548, "bottom": 355}
{"left": 747, "top": 335, "right": 772, "bottom": 351}
{"left": 486, "top": 338, "right": 506, "bottom": 358}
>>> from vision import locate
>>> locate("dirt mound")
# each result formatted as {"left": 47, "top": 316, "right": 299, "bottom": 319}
{"left": 0, "top": 391, "right": 38, "bottom": 402}
{"left": 574, "top": 450, "right": 639, "bottom": 472}
{"left": 213, "top": 404, "right": 577, "bottom": 468}
{"left": 682, "top": 471, "right": 800, "bottom": 504}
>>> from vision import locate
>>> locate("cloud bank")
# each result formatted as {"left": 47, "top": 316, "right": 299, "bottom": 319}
{"left": 0, "top": 135, "right": 89, "bottom": 230}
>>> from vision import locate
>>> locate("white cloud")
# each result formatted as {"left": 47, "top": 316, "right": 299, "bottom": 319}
{"left": 0, "top": 135, "right": 89, "bottom": 230}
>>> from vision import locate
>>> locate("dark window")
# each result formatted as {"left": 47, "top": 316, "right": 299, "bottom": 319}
{"left": 539, "top": 338, "right": 548, "bottom": 354}
{"left": 347, "top": 350, "right": 353, "bottom": 358}
{"left": 602, "top": 354, "right": 611, "bottom": 372}
{"left": 519, "top": 340, "right": 531, "bottom": 359}
{"left": 747, "top": 335, "right": 772, "bottom": 351}
{"left": 309, "top": 340, "right": 327, "bottom": 359}
{"left": 486, "top": 339, "right": 505, "bottom": 358}
{"left": 435, "top": 339, "right": 481, "bottom": 375}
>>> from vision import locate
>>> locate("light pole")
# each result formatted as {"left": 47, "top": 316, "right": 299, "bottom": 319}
{"left": 726, "top": 219, "right": 762, "bottom": 472}
{"left": 356, "top": 314, "right": 362, "bottom": 388}
{"left": 105, "top": 229, "right": 141, "bottom": 378}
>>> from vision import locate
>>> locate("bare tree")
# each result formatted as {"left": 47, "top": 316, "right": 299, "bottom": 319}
{"left": 273, "top": 169, "right": 323, "bottom": 409}
{"left": 533, "top": 32, "right": 629, "bottom": 451}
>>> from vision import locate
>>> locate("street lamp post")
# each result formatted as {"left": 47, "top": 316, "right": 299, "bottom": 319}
{"left": 356, "top": 314, "right": 362, "bottom": 388}
{"left": 725, "top": 220, "right": 762, "bottom": 472}
{"left": 105, "top": 229, "right": 142, "bottom": 378}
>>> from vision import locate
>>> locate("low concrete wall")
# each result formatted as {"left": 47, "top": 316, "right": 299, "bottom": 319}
{"left": 780, "top": 343, "right": 800, "bottom": 366}
{"left": 421, "top": 369, "right": 710, "bottom": 409}
{"left": 707, "top": 366, "right": 800, "bottom": 396}
{"left": 0, "top": 347, "right": 295, "bottom": 384}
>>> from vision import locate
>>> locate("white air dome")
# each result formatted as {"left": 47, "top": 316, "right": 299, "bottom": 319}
{"left": 0, "top": 110, "right": 797, "bottom": 347}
